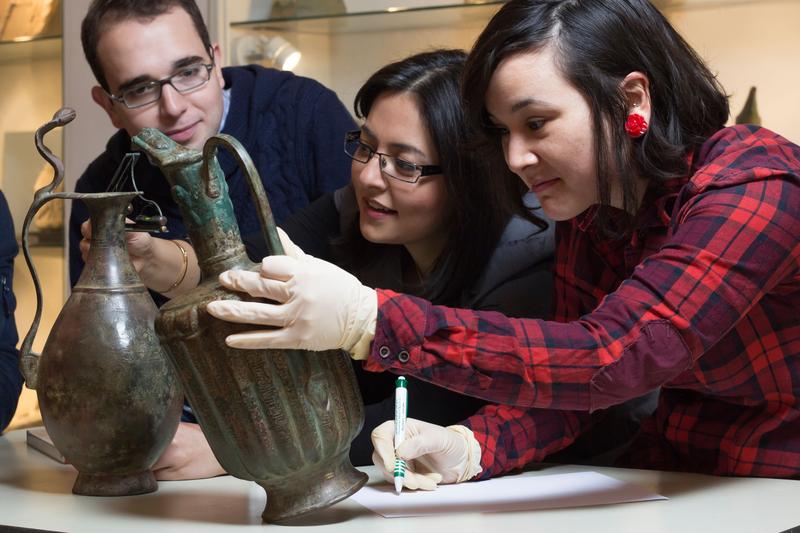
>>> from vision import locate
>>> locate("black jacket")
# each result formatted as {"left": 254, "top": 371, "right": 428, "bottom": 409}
{"left": 69, "top": 64, "right": 355, "bottom": 287}
{"left": 0, "top": 191, "right": 22, "bottom": 432}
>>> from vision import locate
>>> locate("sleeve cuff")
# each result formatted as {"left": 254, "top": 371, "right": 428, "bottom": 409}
{"left": 348, "top": 316, "right": 375, "bottom": 361}
{"left": 446, "top": 424, "right": 483, "bottom": 483}
{"left": 346, "top": 286, "right": 377, "bottom": 361}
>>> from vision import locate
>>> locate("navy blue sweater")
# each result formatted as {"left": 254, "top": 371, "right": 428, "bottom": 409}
{"left": 0, "top": 191, "right": 22, "bottom": 432}
{"left": 69, "top": 65, "right": 355, "bottom": 286}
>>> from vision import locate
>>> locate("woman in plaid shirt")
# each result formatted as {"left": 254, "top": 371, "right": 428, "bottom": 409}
{"left": 207, "top": 0, "right": 800, "bottom": 488}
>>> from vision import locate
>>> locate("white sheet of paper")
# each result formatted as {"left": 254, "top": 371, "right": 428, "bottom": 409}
{"left": 351, "top": 471, "right": 666, "bottom": 518}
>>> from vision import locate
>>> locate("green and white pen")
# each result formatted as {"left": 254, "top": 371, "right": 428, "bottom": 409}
{"left": 393, "top": 376, "right": 408, "bottom": 495}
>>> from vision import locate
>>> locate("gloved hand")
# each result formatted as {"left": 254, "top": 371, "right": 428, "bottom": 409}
{"left": 371, "top": 418, "right": 483, "bottom": 491}
{"left": 205, "top": 228, "right": 377, "bottom": 356}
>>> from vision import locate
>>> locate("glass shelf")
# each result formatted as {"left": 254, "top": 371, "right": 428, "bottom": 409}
{"left": 232, "top": 2, "right": 505, "bottom": 35}
{"left": 0, "top": 33, "right": 60, "bottom": 45}
{"left": 0, "top": 35, "right": 60, "bottom": 62}
{"left": 656, "top": 0, "right": 793, "bottom": 11}
{"left": 229, "top": 0, "right": 789, "bottom": 34}
{"left": 1, "top": 8, "right": 63, "bottom": 432}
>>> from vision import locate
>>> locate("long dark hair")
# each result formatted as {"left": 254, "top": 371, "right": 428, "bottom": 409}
{"left": 462, "top": 0, "right": 730, "bottom": 233}
{"left": 338, "top": 49, "right": 532, "bottom": 305}
{"left": 82, "top": 0, "right": 212, "bottom": 92}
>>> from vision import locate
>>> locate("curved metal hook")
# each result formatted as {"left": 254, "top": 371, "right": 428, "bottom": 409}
{"left": 201, "top": 134, "right": 284, "bottom": 256}
{"left": 19, "top": 107, "right": 76, "bottom": 389}
{"left": 33, "top": 107, "right": 76, "bottom": 197}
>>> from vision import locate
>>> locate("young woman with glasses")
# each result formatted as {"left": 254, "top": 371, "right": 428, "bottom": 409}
{"left": 275, "top": 49, "right": 557, "bottom": 466}
{"left": 207, "top": 0, "right": 800, "bottom": 488}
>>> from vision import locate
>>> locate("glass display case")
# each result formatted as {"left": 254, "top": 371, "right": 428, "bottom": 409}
{"left": 223, "top": 2, "right": 506, "bottom": 115}
{"left": 220, "top": 0, "right": 799, "bottom": 143}
{"left": 0, "top": 0, "right": 64, "bottom": 431}
{"left": 0, "top": 35, "right": 62, "bottom": 242}
{"left": 663, "top": 0, "right": 800, "bottom": 143}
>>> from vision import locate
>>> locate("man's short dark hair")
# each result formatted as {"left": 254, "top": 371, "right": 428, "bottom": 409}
{"left": 81, "top": 0, "right": 212, "bottom": 91}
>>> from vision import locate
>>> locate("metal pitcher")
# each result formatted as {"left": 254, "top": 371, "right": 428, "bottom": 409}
{"left": 133, "top": 128, "right": 367, "bottom": 522}
{"left": 19, "top": 109, "right": 182, "bottom": 496}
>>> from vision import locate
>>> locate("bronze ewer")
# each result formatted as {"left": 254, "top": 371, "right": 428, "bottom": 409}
{"left": 19, "top": 109, "right": 183, "bottom": 496}
{"left": 132, "top": 128, "right": 367, "bottom": 522}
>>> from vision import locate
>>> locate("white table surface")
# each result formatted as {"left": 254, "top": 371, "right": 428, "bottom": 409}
{"left": 1, "top": 428, "right": 798, "bottom": 532}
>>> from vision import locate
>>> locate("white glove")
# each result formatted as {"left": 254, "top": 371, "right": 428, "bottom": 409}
{"left": 205, "top": 228, "right": 377, "bottom": 356}
{"left": 371, "top": 418, "right": 483, "bottom": 491}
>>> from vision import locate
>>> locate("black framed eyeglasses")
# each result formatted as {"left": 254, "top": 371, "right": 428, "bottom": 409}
{"left": 107, "top": 62, "right": 215, "bottom": 109}
{"left": 343, "top": 130, "right": 441, "bottom": 184}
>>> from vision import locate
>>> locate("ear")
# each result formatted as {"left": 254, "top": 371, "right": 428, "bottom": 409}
{"left": 621, "top": 72, "right": 651, "bottom": 123}
{"left": 91, "top": 85, "right": 125, "bottom": 130}
{"left": 210, "top": 42, "right": 225, "bottom": 89}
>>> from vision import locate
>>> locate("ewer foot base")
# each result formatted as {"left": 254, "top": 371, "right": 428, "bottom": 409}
{"left": 73, "top": 469, "right": 158, "bottom": 496}
{"left": 259, "top": 450, "right": 368, "bottom": 523}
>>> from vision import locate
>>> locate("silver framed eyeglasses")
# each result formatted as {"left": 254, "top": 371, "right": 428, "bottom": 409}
{"left": 107, "top": 62, "right": 215, "bottom": 109}
{"left": 344, "top": 130, "right": 441, "bottom": 184}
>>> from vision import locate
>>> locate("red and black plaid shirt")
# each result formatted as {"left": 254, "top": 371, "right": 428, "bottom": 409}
{"left": 365, "top": 126, "right": 800, "bottom": 479}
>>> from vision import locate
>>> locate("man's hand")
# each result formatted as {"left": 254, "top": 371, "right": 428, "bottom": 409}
{"left": 205, "top": 229, "right": 376, "bottom": 357}
{"left": 80, "top": 218, "right": 155, "bottom": 274}
{"left": 80, "top": 219, "right": 198, "bottom": 295}
{"left": 370, "top": 418, "right": 483, "bottom": 491}
{"left": 152, "top": 422, "right": 226, "bottom": 480}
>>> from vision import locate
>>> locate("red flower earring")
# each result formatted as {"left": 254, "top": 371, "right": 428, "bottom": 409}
{"left": 625, "top": 113, "right": 648, "bottom": 138}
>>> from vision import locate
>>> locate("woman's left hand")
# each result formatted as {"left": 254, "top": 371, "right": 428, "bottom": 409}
{"left": 205, "top": 229, "right": 377, "bottom": 357}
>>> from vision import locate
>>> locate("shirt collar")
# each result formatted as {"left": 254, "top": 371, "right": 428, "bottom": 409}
{"left": 218, "top": 87, "right": 232, "bottom": 133}
{"left": 574, "top": 174, "right": 689, "bottom": 234}
{"left": 636, "top": 176, "right": 687, "bottom": 229}
{"left": 575, "top": 205, "right": 600, "bottom": 231}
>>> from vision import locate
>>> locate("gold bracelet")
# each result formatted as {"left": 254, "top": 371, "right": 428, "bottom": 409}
{"left": 167, "top": 240, "right": 189, "bottom": 292}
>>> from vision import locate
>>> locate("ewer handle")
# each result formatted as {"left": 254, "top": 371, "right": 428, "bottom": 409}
{"left": 201, "top": 134, "right": 284, "bottom": 256}
{"left": 19, "top": 107, "right": 76, "bottom": 389}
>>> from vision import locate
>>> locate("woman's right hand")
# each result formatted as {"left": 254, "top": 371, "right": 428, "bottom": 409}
{"left": 370, "top": 418, "right": 484, "bottom": 490}
{"left": 205, "top": 228, "right": 377, "bottom": 356}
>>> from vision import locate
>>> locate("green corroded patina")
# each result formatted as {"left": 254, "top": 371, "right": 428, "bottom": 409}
{"left": 135, "top": 127, "right": 367, "bottom": 522}
{"left": 132, "top": 128, "right": 282, "bottom": 277}
{"left": 132, "top": 128, "right": 238, "bottom": 240}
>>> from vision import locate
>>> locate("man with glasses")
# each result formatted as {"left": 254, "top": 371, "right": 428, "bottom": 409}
{"left": 69, "top": 0, "right": 354, "bottom": 480}
{"left": 69, "top": 0, "right": 355, "bottom": 290}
